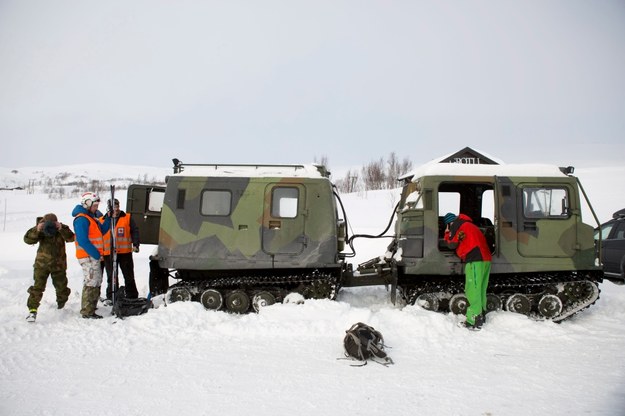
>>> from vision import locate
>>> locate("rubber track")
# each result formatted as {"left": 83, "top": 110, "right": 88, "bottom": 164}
{"left": 170, "top": 272, "right": 339, "bottom": 302}
{"left": 401, "top": 271, "right": 602, "bottom": 322}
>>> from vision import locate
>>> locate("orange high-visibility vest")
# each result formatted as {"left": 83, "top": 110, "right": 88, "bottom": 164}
{"left": 75, "top": 213, "right": 104, "bottom": 259}
{"left": 101, "top": 214, "right": 133, "bottom": 255}
{"left": 100, "top": 217, "right": 111, "bottom": 255}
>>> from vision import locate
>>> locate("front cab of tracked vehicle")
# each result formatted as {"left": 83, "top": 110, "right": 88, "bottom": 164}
{"left": 127, "top": 162, "right": 346, "bottom": 311}
{"left": 390, "top": 162, "right": 603, "bottom": 320}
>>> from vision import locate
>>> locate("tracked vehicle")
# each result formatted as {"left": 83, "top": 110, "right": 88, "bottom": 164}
{"left": 128, "top": 158, "right": 603, "bottom": 321}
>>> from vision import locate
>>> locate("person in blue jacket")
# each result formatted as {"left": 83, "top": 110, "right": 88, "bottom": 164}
{"left": 72, "top": 192, "right": 111, "bottom": 319}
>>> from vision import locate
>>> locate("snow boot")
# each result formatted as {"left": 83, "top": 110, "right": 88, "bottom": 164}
{"left": 460, "top": 321, "right": 481, "bottom": 331}
{"left": 57, "top": 287, "right": 70, "bottom": 309}
{"left": 458, "top": 318, "right": 482, "bottom": 331}
{"left": 99, "top": 296, "right": 114, "bottom": 306}
{"left": 26, "top": 310, "right": 37, "bottom": 323}
{"left": 81, "top": 313, "right": 103, "bottom": 319}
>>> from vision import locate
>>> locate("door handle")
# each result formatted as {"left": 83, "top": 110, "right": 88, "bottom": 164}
{"left": 523, "top": 221, "right": 537, "bottom": 231}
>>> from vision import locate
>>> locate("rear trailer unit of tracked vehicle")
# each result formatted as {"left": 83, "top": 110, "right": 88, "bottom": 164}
{"left": 128, "top": 162, "right": 345, "bottom": 313}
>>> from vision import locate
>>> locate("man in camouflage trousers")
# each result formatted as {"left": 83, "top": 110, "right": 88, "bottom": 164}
{"left": 23, "top": 213, "right": 75, "bottom": 322}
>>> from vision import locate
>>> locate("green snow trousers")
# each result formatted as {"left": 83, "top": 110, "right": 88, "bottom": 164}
{"left": 27, "top": 266, "right": 71, "bottom": 311}
{"left": 464, "top": 260, "right": 491, "bottom": 325}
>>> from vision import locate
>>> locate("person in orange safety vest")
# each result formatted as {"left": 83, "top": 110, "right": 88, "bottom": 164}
{"left": 100, "top": 198, "right": 140, "bottom": 303}
{"left": 72, "top": 192, "right": 111, "bottom": 319}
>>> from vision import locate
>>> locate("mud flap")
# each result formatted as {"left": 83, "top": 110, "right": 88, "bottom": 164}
{"left": 149, "top": 259, "right": 169, "bottom": 297}
{"left": 390, "top": 260, "right": 398, "bottom": 305}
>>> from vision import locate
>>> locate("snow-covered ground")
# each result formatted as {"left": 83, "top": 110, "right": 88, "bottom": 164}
{"left": 0, "top": 165, "right": 624, "bottom": 416}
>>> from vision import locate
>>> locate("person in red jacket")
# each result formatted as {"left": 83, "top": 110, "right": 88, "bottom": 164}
{"left": 444, "top": 213, "right": 492, "bottom": 330}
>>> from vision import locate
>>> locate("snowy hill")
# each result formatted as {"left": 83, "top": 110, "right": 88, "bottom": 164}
{"left": 0, "top": 163, "right": 624, "bottom": 416}
{"left": 0, "top": 163, "right": 169, "bottom": 195}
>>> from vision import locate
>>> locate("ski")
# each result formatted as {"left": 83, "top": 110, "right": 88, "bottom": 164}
{"left": 109, "top": 184, "right": 119, "bottom": 312}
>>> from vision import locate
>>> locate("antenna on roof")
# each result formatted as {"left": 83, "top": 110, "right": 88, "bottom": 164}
{"left": 172, "top": 158, "right": 183, "bottom": 174}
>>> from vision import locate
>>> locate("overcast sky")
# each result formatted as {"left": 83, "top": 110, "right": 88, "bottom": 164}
{"left": 1, "top": 1, "right": 624, "bottom": 171}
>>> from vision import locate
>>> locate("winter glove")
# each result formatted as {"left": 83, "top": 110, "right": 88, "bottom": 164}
{"left": 133, "top": 246, "right": 140, "bottom": 253}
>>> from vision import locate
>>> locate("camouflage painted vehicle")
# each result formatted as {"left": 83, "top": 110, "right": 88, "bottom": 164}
{"left": 129, "top": 158, "right": 603, "bottom": 321}
{"left": 127, "top": 160, "right": 346, "bottom": 313}
{"left": 352, "top": 161, "right": 604, "bottom": 321}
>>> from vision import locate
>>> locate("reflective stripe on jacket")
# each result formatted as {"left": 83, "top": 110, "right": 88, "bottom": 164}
{"left": 100, "top": 213, "right": 132, "bottom": 256}
{"left": 75, "top": 213, "right": 104, "bottom": 259}
{"left": 101, "top": 213, "right": 133, "bottom": 254}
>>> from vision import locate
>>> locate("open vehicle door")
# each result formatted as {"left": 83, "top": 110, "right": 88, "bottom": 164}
{"left": 126, "top": 184, "right": 165, "bottom": 245}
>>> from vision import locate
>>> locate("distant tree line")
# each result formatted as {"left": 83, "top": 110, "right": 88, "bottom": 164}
{"left": 329, "top": 152, "right": 413, "bottom": 193}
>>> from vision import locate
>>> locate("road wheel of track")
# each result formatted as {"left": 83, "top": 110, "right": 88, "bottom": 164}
{"left": 225, "top": 290, "right": 250, "bottom": 314}
{"left": 449, "top": 293, "right": 468, "bottom": 315}
{"left": 486, "top": 294, "right": 502, "bottom": 313}
{"left": 505, "top": 294, "right": 531, "bottom": 315}
{"left": 564, "top": 282, "right": 582, "bottom": 299}
{"left": 305, "top": 280, "right": 333, "bottom": 299}
{"left": 168, "top": 287, "right": 191, "bottom": 303}
{"left": 252, "top": 291, "right": 276, "bottom": 312}
{"left": 200, "top": 289, "right": 223, "bottom": 310}
{"left": 564, "top": 281, "right": 594, "bottom": 301}
{"left": 538, "top": 294, "right": 563, "bottom": 319}
{"left": 578, "top": 281, "right": 596, "bottom": 300}
{"left": 415, "top": 293, "right": 440, "bottom": 312}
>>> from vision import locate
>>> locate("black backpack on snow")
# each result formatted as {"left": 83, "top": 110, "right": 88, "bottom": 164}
{"left": 112, "top": 286, "right": 152, "bottom": 319}
{"left": 343, "top": 322, "right": 393, "bottom": 366}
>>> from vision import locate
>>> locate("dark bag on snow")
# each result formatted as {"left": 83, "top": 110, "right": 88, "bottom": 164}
{"left": 343, "top": 322, "right": 393, "bottom": 366}
{"left": 113, "top": 286, "right": 152, "bottom": 318}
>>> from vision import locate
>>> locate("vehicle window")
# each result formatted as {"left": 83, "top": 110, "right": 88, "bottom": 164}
{"left": 401, "top": 182, "right": 422, "bottom": 209}
{"left": 598, "top": 223, "right": 614, "bottom": 240}
{"left": 176, "top": 189, "right": 186, "bottom": 209}
{"left": 201, "top": 190, "right": 231, "bottom": 216}
{"left": 438, "top": 192, "right": 460, "bottom": 216}
{"left": 523, "top": 187, "right": 569, "bottom": 218}
{"left": 272, "top": 187, "right": 298, "bottom": 218}
{"left": 615, "top": 223, "right": 625, "bottom": 240}
{"left": 437, "top": 188, "right": 494, "bottom": 224}
{"left": 148, "top": 189, "right": 164, "bottom": 212}
{"left": 481, "top": 190, "right": 494, "bottom": 220}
